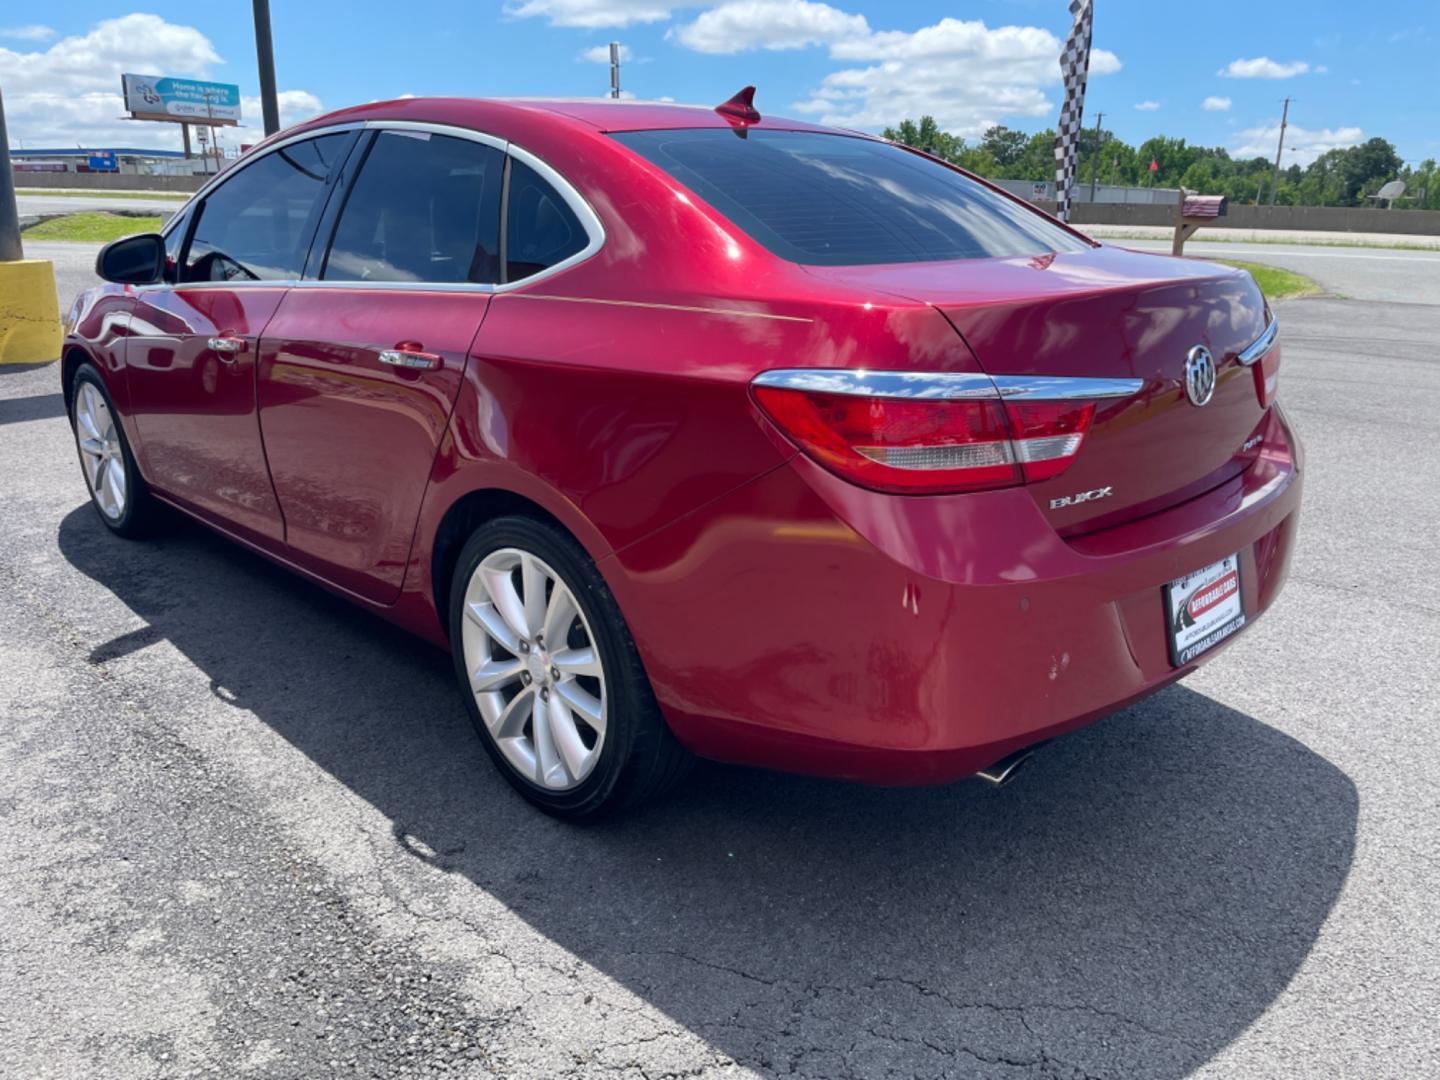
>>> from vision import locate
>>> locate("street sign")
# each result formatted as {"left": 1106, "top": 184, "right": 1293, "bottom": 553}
{"left": 121, "top": 74, "right": 242, "bottom": 126}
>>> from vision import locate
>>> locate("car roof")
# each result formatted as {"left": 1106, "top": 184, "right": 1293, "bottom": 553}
{"left": 298, "top": 96, "right": 851, "bottom": 137}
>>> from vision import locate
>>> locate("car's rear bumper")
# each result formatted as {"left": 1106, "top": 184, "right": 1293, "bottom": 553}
{"left": 606, "top": 405, "right": 1302, "bottom": 785}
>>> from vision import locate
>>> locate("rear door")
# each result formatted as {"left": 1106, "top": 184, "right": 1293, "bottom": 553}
{"left": 126, "top": 131, "right": 356, "bottom": 542}
{"left": 256, "top": 126, "right": 505, "bottom": 603}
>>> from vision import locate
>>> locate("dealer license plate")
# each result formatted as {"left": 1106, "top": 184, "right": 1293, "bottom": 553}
{"left": 1164, "top": 553, "right": 1245, "bottom": 667}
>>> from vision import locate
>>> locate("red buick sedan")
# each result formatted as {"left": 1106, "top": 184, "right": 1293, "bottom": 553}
{"left": 63, "top": 93, "right": 1300, "bottom": 818}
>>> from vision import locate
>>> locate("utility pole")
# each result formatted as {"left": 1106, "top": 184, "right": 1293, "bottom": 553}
{"left": 253, "top": 0, "right": 280, "bottom": 136}
{"left": 609, "top": 42, "right": 621, "bottom": 99}
{"left": 1268, "top": 97, "right": 1291, "bottom": 206}
{"left": 0, "top": 86, "right": 23, "bottom": 262}
{"left": 1088, "top": 112, "right": 1104, "bottom": 202}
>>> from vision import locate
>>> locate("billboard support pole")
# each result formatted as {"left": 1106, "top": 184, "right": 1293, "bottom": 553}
{"left": 181, "top": 124, "right": 192, "bottom": 161}
{"left": 0, "top": 85, "right": 23, "bottom": 262}
{"left": 252, "top": 0, "right": 281, "bottom": 137}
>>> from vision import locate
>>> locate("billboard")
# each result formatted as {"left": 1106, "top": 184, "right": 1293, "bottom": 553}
{"left": 121, "top": 74, "right": 242, "bottom": 126}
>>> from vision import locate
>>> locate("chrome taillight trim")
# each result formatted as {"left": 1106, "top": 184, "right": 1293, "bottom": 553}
{"left": 751, "top": 369, "right": 1143, "bottom": 401}
{"left": 1237, "top": 315, "right": 1279, "bottom": 367}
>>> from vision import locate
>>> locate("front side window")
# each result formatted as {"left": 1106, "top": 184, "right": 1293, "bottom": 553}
{"left": 505, "top": 159, "right": 587, "bottom": 282}
{"left": 323, "top": 130, "right": 504, "bottom": 285}
{"left": 184, "top": 133, "right": 350, "bottom": 283}
{"left": 612, "top": 128, "right": 1091, "bottom": 266}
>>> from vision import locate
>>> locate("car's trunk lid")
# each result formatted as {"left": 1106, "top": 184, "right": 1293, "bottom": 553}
{"left": 804, "top": 245, "right": 1271, "bottom": 533}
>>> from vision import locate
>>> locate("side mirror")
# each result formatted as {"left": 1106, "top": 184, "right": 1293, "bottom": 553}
{"left": 95, "top": 233, "right": 166, "bottom": 285}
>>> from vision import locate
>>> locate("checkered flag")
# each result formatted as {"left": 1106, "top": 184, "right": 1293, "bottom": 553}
{"left": 1053, "top": 0, "right": 1094, "bottom": 223}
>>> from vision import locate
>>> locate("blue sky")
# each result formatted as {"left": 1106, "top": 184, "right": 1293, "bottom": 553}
{"left": 2, "top": 2, "right": 1435, "bottom": 167}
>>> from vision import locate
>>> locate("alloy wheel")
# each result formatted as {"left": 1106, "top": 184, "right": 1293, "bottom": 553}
{"left": 460, "top": 547, "right": 608, "bottom": 790}
{"left": 75, "top": 382, "right": 127, "bottom": 521}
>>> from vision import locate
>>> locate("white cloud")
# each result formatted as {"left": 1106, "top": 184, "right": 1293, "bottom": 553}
{"left": 0, "top": 24, "right": 55, "bottom": 41}
{"left": 1202, "top": 95, "right": 1231, "bottom": 111}
{"left": 671, "top": 0, "right": 868, "bottom": 53}
{"left": 579, "top": 43, "right": 634, "bottom": 62}
{"left": 1234, "top": 121, "right": 1363, "bottom": 166}
{"left": 1219, "top": 56, "right": 1310, "bottom": 79}
{"left": 504, "top": 0, "right": 685, "bottom": 28}
{"left": 0, "top": 14, "right": 320, "bottom": 151}
{"left": 1134, "top": 100, "right": 1160, "bottom": 111}
{"left": 780, "top": 14, "right": 1120, "bottom": 136}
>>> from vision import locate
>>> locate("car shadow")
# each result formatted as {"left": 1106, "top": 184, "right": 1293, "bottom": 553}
{"left": 0, "top": 391, "right": 67, "bottom": 426}
{"left": 58, "top": 506, "right": 1357, "bottom": 1077}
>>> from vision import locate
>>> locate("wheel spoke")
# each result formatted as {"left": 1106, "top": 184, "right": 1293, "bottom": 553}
{"left": 542, "top": 585, "right": 578, "bottom": 647}
{"left": 521, "top": 554, "right": 547, "bottom": 640}
{"left": 481, "top": 565, "right": 530, "bottom": 645}
{"left": 532, "top": 693, "right": 564, "bottom": 786}
{"left": 78, "top": 435, "right": 105, "bottom": 458}
{"left": 471, "top": 658, "right": 523, "bottom": 693}
{"left": 491, "top": 685, "right": 534, "bottom": 738}
{"left": 548, "top": 692, "right": 592, "bottom": 780}
{"left": 109, "top": 459, "right": 127, "bottom": 509}
{"left": 76, "top": 387, "right": 100, "bottom": 439}
{"left": 552, "top": 646, "right": 601, "bottom": 678}
{"left": 96, "top": 459, "right": 117, "bottom": 513}
{"left": 467, "top": 601, "right": 521, "bottom": 654}
{"left": 556, "top": 679, "right": 605, "bottom": 736}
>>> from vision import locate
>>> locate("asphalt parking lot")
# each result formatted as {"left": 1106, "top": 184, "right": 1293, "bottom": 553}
{"left": 1, "top": 241, "right": 1437, "bottom": 1079}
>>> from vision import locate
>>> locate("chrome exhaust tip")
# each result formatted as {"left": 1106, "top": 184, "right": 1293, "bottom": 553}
{"left": 974, "top": 742, "right": 1048, "bottom": 787}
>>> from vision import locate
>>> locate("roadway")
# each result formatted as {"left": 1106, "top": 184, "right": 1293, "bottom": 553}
{"left": 1113, "top": 237, "right": 1440, "bottom": 305}
{"left": 16, "top": 191, "right": 188, "bottom": 217}
{"left": 1, "top": 240, "right": 1436, "bottom": 1079}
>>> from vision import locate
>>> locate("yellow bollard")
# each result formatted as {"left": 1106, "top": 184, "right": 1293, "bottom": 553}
{"left": 0, "top": 257, "right": 62, "bottom": 364}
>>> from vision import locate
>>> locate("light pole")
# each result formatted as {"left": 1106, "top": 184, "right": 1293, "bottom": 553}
{"left": 1268, "top": 97, "right": 1291, "bottom": 206}
{"left": 252, "top": 0, "right": 280, "bottom": 136}
{"left": 609, "top": 43, "right": 621, "bottom": 100}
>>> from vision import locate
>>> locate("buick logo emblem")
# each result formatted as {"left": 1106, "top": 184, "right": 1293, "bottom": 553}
{"left": 1184, "top": 346, "right": 1216, "bottom": 407}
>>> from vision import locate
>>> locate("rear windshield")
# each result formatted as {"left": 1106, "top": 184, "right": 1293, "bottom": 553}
{"left": 612, "top": 128, "right": 1090, "bottom": 266}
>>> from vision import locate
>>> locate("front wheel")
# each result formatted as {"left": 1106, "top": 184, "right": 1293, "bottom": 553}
{"left": 448, "top": 515, "right": 691, "bottom": 819}
{"left": 70, "top": 363, "right": 160, "bottom": 537}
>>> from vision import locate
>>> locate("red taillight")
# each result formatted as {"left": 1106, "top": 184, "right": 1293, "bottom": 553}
{"left": 752, "top": 383, "right": 1097, "bottom": 495}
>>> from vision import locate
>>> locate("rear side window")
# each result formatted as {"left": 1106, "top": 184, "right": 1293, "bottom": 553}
{"left": 323, "top": 130, "right": 504, "bottom": 285}
{"left": 184, "top": 133, "right": 349, "bottom": 282}
{"left": 612, "top": 129, "right": 1089, "bottom": 266}
{"left": 505, "top": 160, "right": 587, "bottom": 282}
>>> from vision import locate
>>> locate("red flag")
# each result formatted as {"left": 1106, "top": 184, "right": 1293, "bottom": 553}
{"left": 1149, "top": 158, "right": 1159, "bottom": 173}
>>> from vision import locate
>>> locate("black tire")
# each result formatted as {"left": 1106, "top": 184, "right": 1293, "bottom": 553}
{"left": 69, "top": 363, "right": 161, "bottom": 538}
{"left": 448, "top": 515, "right": 692, "bottom": 820}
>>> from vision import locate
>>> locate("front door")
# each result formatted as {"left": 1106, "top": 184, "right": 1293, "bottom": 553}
{"left": 257, "top": 128, "right": 505, "bottom": 603}
{"left": 125, "top": 131, "right": 357, "bottom": 544}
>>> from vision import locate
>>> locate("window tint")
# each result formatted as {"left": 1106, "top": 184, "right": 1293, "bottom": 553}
{"left": 612, "top": 129, "right": 1090, "bottom": 266}
{"left": 184, "top": 133, "right": 349, "bottom": 282}
{"left": 505, "top": 160, "right": 587, "bottom": 282}
{"left": 323, "top": 131, "right": 503, "bottom": 285}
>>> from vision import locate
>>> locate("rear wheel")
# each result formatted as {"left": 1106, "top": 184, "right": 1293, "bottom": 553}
{"left": 448, "top": 515, "right": 691, "bottom": 819}
{"left": 70, "top": 364, "right": 159, "bottom": 537}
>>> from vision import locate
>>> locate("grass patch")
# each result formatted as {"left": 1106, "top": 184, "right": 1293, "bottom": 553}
{"left": 17, "top": 187, "right": 190, "bottom": 202}
{"left": 23, "top": 212, "right": 165, "bottom": 243}
{"left": 1216, "top": 259, "right": 1323, "bottom": 301}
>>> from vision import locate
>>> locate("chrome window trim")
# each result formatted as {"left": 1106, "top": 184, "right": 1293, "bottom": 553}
{"left": 497, "top": 141, "right": 606, "bottom": 293}
{"left": 751, "top": 369, "right": 1143, "bottom": 402}
{"left": 152, "top": 118, "right": 606, "bottom": 295}
{"left": 1237, "top": 315, "right": 1279, "bottom": 367}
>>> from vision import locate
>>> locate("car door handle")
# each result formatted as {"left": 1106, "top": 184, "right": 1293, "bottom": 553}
{"left": 378, "top": 347, "right": 441, "bottom": 371}
{"left": 207, "top": 335, "right": 247, "bottom": 357}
